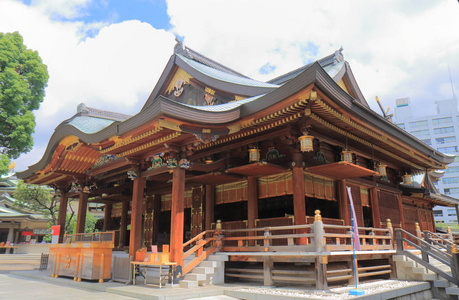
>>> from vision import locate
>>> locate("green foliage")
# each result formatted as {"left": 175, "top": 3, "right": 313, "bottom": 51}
{"left": 0, "top": 31, "right": 49, "bottom": 175}
{"left": 68, "top": 213, "right": 99, "bottom": 234}
{"left": 13, "top": 181, "right": 59, "bottom": 224}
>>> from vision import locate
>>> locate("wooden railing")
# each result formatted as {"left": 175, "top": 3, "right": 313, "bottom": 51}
{"left": 395, "top": 228, "right": 459, "bottom": 286}
{"left": 182, "top": 230, "right": 219, "bottom": 276}
{"left": 216, "top": 212, "right": 393, "bottom": 253}
{"left": 64, "top": 231, "right": 115, "bottom": 244}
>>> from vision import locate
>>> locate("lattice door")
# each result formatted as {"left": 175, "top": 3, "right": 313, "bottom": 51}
{"left": 191, "top": 187, "right": 204, "bottom": 238}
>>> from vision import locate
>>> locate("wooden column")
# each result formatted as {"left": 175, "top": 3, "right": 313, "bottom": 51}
{"left": 103, "top": 203, "right": 112, "bottom": 232}
{"left": 370, "top": 187, "right": 381, "bottom": 228}
{"left": 247, "top": 176, "right": 258, "bottom": 229}
{"left": 170, "top": 167, "right": 185, "bottom": 266}
{"left": 76, "top": 192, "right": 88, "bottom": 234}
{"left": 119, "top": 200, "right": 129, "bottom": 248}
{"left": 152, "top": 194, "right": 161, "bottom": 244}
{"left": 292, "top": 152, "right": 306, "bottom": 244}
{"left": 57, "top": 191, "right": 68, "bottom": 242}
{"left": 129, "top": 176, "right": 145, "bottom": 257}
{"left": 339, "top": 179, "right": 351, "bottom": 225}
{"left": 397, "top": 193, "right": 405, "bottom": 229}
{"left": 205, "top": 184, "right": 214, "bottom": 231}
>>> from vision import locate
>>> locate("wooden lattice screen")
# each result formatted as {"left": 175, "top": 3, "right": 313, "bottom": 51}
{"left": 215, "top": 180, "right": 247, "bottom": 204}
{"left": 255, "top": 216, "right": 295, "bottom": 245}
{"left": 304, "top": 173, "right": 336, "bottom": 200}
{"left": 379, "top": 190, "right": 401, "bottom": 227}
{"left": 211, "top": 220, "right": 248, "bottom": 246}
{"left": 161, "top": 190, "right": 193, "bottom": 211}
{"left": 258, "top": 172, "right": 293, "bottom": 199}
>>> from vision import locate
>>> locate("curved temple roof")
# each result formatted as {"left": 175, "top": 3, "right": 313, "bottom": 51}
{"left": 17, "top": 44, "right": 455, "bottom": 181}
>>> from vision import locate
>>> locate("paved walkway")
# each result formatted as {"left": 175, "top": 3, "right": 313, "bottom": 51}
{"left": 0, "top": 254, "right": 434, "bottom": 300}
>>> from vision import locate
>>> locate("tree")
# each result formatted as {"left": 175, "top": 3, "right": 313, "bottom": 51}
{"left": 13, "top": 181, "right": 59, "bottom": 225}
{"left": 0, "top": 31, "right": 49, "bottom": 175}
{"left": 68, "top": 213, "right": 99, "bottom": 234}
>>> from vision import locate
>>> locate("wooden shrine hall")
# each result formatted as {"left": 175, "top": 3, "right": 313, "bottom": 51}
{"left": 17, "top": 40, "right": 459, "bottom": 286}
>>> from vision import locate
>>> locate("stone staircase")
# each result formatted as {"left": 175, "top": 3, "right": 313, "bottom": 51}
{"left": 394, "top": 253, "right": 459, "bottom": 299}
{"left": 179, "top": 253, "right": 228, "bottom": 288}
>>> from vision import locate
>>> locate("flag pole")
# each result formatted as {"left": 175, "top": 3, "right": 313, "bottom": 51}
{"left": 347, "top": 187, "right": 365, "bottom": 296}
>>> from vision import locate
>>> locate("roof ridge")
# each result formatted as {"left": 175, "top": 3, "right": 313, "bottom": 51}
{"left": 174, "top": 38, "right": 251, "bottom": 79}
{"left": 76, "top": 103, "right": 131, "bottom": 122}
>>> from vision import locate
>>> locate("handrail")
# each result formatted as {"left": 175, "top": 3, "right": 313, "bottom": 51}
{"left": 395, "top": 228, "right": 458, "bottom": 286}
{"left": 63, "top": 231, "right": 115, "bottom": 244}
{"left": 183, "top": 230, "right": 215, "bottom": 248}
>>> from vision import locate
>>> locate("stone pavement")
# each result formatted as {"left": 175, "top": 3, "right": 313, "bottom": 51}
{"left": 0, "top": 254, "right": 436, "bottom": 300}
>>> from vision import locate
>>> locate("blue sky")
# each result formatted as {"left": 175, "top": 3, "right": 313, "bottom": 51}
{"left": 1, "top": 0, "right": 459, "bottom": 172}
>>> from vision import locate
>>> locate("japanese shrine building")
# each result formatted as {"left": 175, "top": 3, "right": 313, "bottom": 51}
{"left": 17, "top": 40, "right": 459, "bottom": 272}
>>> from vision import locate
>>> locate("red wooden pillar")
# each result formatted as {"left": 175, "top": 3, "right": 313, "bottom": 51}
{"left": 339, "top": 179, "right": 351, "bottom": 225}
{"left": 247, "top": 176, "right": 258, "bottom": 246}
{"left": 397, "top": 193, "right": 405, "bottom": 229}
{"left": 57, "top": 191, "right": 68, "bottom": 242}
{"left": 292, "top": 152, "right": 306, "bottom": 244}
{"left": 129, "top": 176, "right": 145, "bottom": 257}
{"left": 103, "top": 203, "right": 112, "bottom": 232}
{"left": 119, "top": 200, "right": 129, "bottom": 248}
{"left": 247, "top": 176, "right": 258, "bottom": 229}
{"left": 370, "top": 187, "right": 381, "bottom": 228}
{"left": 76, "top": 192, "right": 88, "bottom": 234}
{"left": 205, "top": 184, "right": 214, "bottom": 231}
{"left": 170, "top": 167, "right": 185, "bottom": 266}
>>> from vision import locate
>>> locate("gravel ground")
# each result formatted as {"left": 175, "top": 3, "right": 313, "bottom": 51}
{"left": 234, "top": 280, "right": 419, "bottom": 299}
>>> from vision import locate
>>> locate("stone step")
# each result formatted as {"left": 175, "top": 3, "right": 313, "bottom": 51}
{"left": 194, "top": 266, "right": 213, "bottom": 274}
{"left": 401, "top": 260, "right": 415, "bottom": 268}
{"left": 179, "top": 280, "right": 198, "bottom": 288}
{"left": 421, "top": 273, "right": 437, "bottom": 281}
{"left": 199, "top": 260, "right": 219, "bottom": 268}
{"left": 445, "top": 286, "right": 459, "bottom": 296}
{"left": 433, "top": 279, "right": 450, "bottom": 288}
{"left": 208, "top": 254, "right": 228, "bottom": 261}
{"left": 412, "top": 266, "right": 427, "bottom": 274}
{"left": 184, "top": 273, "right": 206, "bottom": 282}
{"left": 392, "top": 255, "right": 407, "bottom": 262}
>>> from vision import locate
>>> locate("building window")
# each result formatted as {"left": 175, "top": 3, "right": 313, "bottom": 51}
{"left": 432, "top": 117, "right": 452, "bottom": 125}
{"left": 434, "top": 126, "right": 454, "bottom": 134}
{"left": 433, "top": 210, "right": 443, "bottom": 216}
{"left": 436, "top": 136, "right": 456, "bottom": 144}
{"left": 446, "top": 166, "right": 459, "bottom": 173}
{"left": 411, "top": 129, "right": 430, "bottom": 136}
{"left": 397, "top": 123, "right": 406, "bottom": 129}
{"left": 442, "top": 188, "right": 459, "bottom": 195}
{"left": 438, "top": 146, "right": 458, "bottom": 154}
{"left": 421, "top": 139, "right": 431, "bottom": 145}
{"left": 409, "top": 120, "right": 428, "bottom": 128}
{"left": 442, "top": 177, "right": 459, "bottom": 184}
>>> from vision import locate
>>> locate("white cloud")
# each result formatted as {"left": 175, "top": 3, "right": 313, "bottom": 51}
{"left": 30, "top": 0, "right": 92, "bottom": 19}
{"left": 0, "top": 0, "right": 176, "bottom": 171}
{"left": 3, "top": 0, "right": 459, "bottom": 172}
{"left": 167, "top": 0, "right": 459, "bottom": 116}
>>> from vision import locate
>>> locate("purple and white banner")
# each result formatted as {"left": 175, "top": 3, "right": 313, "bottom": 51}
{"left": 346, "top": 187, "right": 361, "bottom": 251}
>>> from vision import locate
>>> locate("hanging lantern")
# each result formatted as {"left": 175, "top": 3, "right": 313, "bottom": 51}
{"left": 205, "top": 157, "right": 214, "bottom": 164}
{"left": 341, "top": 150, "right": 353, "bottom": 163}
{"left": 298, "top": 132, "right": 314, "bottom": 152}
{"left": 377, "top": 163, "right": 387, "bottom": 176}
{"left": 402, "top": 173, "right": 412, "bottom": 185}
{"left": 248, "top": 148, "right": 261, "bottom": 162}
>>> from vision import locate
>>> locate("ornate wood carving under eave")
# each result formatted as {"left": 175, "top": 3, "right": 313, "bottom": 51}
{"left": 100, "top": 124, "right": 164, "bottom": 154}
{"left": 118, "top": 132, "right": 182, "bottom": 157}
{"left": 307, "top": 111, "right": 437, "bottom": 170}
{"left": 88, "top": 157, "right": 131, "bottom": 177}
